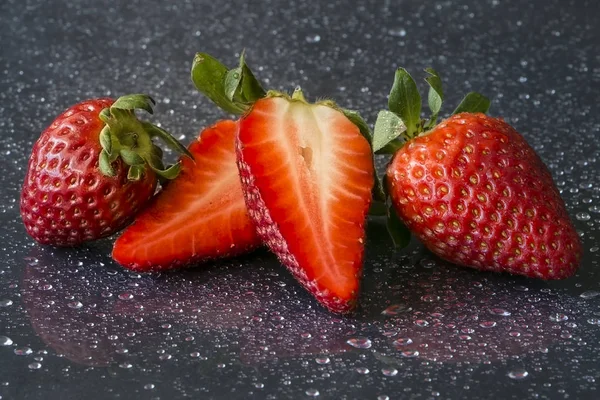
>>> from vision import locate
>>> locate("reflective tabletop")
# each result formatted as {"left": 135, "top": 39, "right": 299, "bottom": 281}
{"left": 0, "top": 0, "right": 598, "bottom": 399}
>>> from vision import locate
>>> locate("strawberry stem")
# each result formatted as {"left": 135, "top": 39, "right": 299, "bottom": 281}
{"left": 291, "top": 87, "right": 307, "bottom": 102}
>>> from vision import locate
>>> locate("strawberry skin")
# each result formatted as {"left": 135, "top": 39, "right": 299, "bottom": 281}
{"left": 112, "top": 120, "right": 261, "bottom": 271}
{"left": 387, "top": 113, "right": 581, "bottom": 279}
{"left": 236, "top": 95, "right": 374, "bottom": 313}
{"left": 20, "top": 99, "right": 156, "bottom": 246}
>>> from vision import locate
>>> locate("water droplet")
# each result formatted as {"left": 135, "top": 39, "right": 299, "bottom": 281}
{"left": 378, "top": 396, "right": 390, "bottom": 400}
{"left": 580, "top": 291, "right": 600, "bottom": 299}
{"left": 508, "top": 369, "right": 529, "bottom": 379}
{"left": 28, "top": 362, "right": 42, "bottom": 370}
{"left": 388, "top": 28, "right": 407, "bottom": 37}
{"left": 40, "top": 284, "right": 53, "bottom": 291}
{"left": 144, "top": 384, "right": 155, "bottom": 390}
{"left": 14, "top": 347, "right": 32, "bottom": 356}
{"left": 381, "top": 304, "right": 412, "bottom": 316}
{"left": 118, "top": 292, "right": 134, "bottom": 301}
{"left": 356, "top": 367, "right": 370, "bottom": 374}
{"left": 119, "top": 363, "right": 132, "bottom": 369}
{"left": 414, "top": 319, "right": 429, "bottom": 327}
{"left": 315, "top": 356, "right": 330, "bottom": 365}
{"left": 67, "top": 301, "right": 83, "bottom": 309}
{"left": 549, "top": 313, "right": 568, "bottom": 322}
{"left": 589, "top": 205, "right": 600, "bottom": 213}
{"left": 0, "top": 299, "right": 13, "bottom": 307}
{"left": 400, "top": 350, "right": 419, "bottom": 358}
{"left": 305, "top": 388, "right": 320, "bottom": 397}
{"left": 393, "top": 337, "right": 413, "bottom": 346}
{"left": 305, "top": 34, "right": 321, "bottom": 43}
{"left": 301, "top": 332, "right": 312, "bottom": 339}
{"left": 576, "top": 212, "right": 591, "bottom": 221}
{"left": 254, "top": 382, "right": 264, "bottom": 389}
{"left": 346, "top": 338, "right": 372, "bottom": 349}
{"left": 489, "top": 308, "right": 511, "bottom": 316}
{"left": 587, "top": 318, "right": 600, "bottom": 325}
{"left": 421, "top": 294, "right": 440, "bottom": 302}
{"left": 115, "top": 348, "right": 129, "bottom": 354}
{"left": 480, "top": 321, "right": 497, "bottom": 328}
{"left": 0, "top": 336, "right": 13, "bottom": 346}
{"left": 382, "top": 367, "right": 398, "bottom": 377}
{"left": 159, "top": 354, "right": 172, "bottom": 361}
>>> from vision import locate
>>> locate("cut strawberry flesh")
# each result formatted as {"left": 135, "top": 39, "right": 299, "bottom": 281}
{"left": 113, "top": 120, "right": 260, "bottom": 271}
{"left": 237, "top": 97, "right": 373, "bottom": 312}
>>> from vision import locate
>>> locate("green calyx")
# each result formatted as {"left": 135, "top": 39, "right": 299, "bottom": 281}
{"left": 373, "top": 67, "right": 491, "bottom": 155}
{"left": 191, "top": 50, "right": 266, "bottom": 115}
{"left": 97, "top": 94, "right": 192, "bottom": 181}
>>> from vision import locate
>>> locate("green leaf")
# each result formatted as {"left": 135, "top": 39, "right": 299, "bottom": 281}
{"left": 149, "top": 162, "right": 181, "bottom": 180}
{"left": 224, "top": 67, "right": 243, "bottom": 102}
{"left": 424, "top": 68, "right": 443, "bottom": 127}
{"left": 388, "top": 68, "right": 421, "bottom": 137}
{"left": 372, "top": 110, "right": 407, "bottom": 152}
{"left": 127, "top": 165, "right": 143, "bottom": 181}
{"left": 235, "top": 50, "right": 266, "bottom": 103}
{"left": 142, "top": 122, "right": 194, "bottom": 160}
{"left": 111, "top": 94, "right": 156, "bottom": 114}
{"left": 99, "top": 150, "right": 115, "bottom": 177}
{"left": 99, "top": 126, "right": 112, "bottom": 154}
{"left": 386, "top": 205, "right": 411, "bottom": 249}
{"left": 452, "top": 92, "right": 491, "bottom": 115}
{"left": 191, "top": 53, "right": 247, "bottom": 115}
{"left": 119, "top": 149, "right": 145, "bottom": 166}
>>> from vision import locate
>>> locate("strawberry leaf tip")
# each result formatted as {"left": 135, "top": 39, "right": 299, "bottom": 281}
{"left": 452, "top": 92, "right": 491, "bottom": 115}
{"left": 372, "top": 110, "right": 407, "bottom": 153}
{"left": 388, "top": 67, "right": 422, "bottom": 137}
{"left": 424, "top": 68, "right": 444, "bottom": 128}
{"left": 97, "top": 94, "right": 190, "bottom": 181}
{"left": 111, "top": 94, "right": 156, "bottom": 114}
{"left": 191, "top": 52, "right": 266, "bottom": 115}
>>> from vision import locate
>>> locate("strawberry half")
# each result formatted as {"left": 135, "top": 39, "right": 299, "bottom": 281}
{"left": 236, "top": 93, "right": 374, "bottom": 312}
{"left": 112, "top": 120, "right": 261, "bottom": 271}
{"left": 373, "top": 68, "right": 582, "bottom": 279}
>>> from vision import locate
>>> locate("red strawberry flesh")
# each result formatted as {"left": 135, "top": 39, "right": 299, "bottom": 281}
{"left": 113, "top": 120, "right": 260, "bottom": 271}
{"left": 236, "top": 96, "right": 374, "bottom": 313}
{"left": 387, "top": 113, "right": 581, "bottom": 279}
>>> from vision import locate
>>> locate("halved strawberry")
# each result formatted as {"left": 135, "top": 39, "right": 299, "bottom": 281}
{"left": 112, "top": 120, "right": 260, "bottom": 271}
{"left": 236, "top": 92, "right": 374, "bottom": 313}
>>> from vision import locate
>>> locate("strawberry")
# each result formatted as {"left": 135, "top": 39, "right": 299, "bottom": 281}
{"left": 112, "top": 120, "right": 261, "bottom": 271}
{"left": 20, "top": 95, "right": 190, "bottom": 246}
{"left": 373, "top": 68, "right": 581, "bottom": 279}
{"left": 192, "top": 53, "right": 376, "bottom": 312}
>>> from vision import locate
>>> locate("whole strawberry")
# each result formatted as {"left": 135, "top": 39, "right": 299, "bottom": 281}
{"left": 20, "top": 94, "right": 190, "bottom": 246}
{"left": 374, "top": 68, "right": 581, "bottom": 279}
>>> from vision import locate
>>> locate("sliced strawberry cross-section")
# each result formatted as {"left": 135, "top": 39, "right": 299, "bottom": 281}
{"left": 236, "top": 94, "right": 374, "bottom": 313}
{"left": 113, "top": 120, "right": 260, "bottom": 271}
